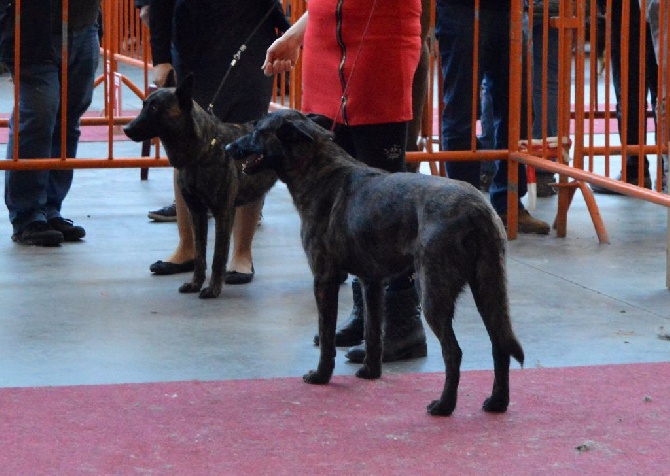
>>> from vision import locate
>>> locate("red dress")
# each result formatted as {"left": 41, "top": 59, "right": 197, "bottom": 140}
{"left": 301, "top": 0, "right": 422, "bottom": 126}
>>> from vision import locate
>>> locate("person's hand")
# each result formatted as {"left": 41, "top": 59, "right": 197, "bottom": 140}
{"left": 139, "top": 5, "right": 150, "bottom": 27}
{"left": 153, "top": 63, "right": 175, "bottom": 88}
{"left": 262, "top": 36, "right": 301, "bottom": 76}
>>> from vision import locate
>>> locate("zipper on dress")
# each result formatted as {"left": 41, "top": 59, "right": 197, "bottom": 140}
{"left": 335, "top": 0, "right": 349, "bottom": 125}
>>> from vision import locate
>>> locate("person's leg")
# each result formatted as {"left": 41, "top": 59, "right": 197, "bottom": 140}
{"left": 44, "top": 25, "right": 99, "bottom": 241}
{"left": 484, "top": 10, "right": 549, "bottom": 234}
{"left": 344, "top": 122, "right": 426, "bottom": 363}
{"left": 612, "top": 1, "right": 649, "bottom": 181}
{"left": 484, "top": 9, "right": 529, "bottom": 212}
{"left": 225, "top": 197, "right": 264, "bottom": 280}
{"left": 532, "top": 16, "right": 559, "bottom": 139}
{"left": 4, "top": 62, "right": 63, "bottom": 245}
{"left": 405, "top": 0, "right": 431, "bottom": 172}
{"left": 149, "top": 169, "right": 196, "bottom": 274}
{"left": 436, "top": 2, "right": 482, "bottom": 187}
{"left": 168, "top": 169, "right": 196, "bottom": 264}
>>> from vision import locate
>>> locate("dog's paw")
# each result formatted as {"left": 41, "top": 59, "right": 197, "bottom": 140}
{"left": 303, "top": 370, "right": 330, "bottom": 385}
{"left": 179, "top": 282, "right": 202, "bottom": 294}
{"left": 199, "top": 286, "right": 221, "bottom": 299}
{"left": 482, "top": 396, "right": 509, "bottom": 413}
{"left": 426, "top": 399, "right": 455, "bottom": 417}
{"left": 355, "top": 365, "right": 381, "bottom": 380}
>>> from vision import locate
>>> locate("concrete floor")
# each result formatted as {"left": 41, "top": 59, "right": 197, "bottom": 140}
{"left": 0, "top": 60, "right": 669, "bottom": 390}
{"left": 0, "top": 150, "right": 668, "bottom": 389}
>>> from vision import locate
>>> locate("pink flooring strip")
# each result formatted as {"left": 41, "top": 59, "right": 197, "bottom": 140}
{"left": 1, "top": 362, "right": 668, "bottom": 475}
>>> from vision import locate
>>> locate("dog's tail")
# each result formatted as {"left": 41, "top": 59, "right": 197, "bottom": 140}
{"left": 469, "top": 211, "right": 525, "bottom": 367}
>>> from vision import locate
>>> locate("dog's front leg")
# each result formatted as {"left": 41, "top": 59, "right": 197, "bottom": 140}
{"left": 179, "top": 209, "right": 208, "bottom": 294}
{"left": 199, "top": 210, "right": 234, "bottom": 299}
{"left": 303, "top": 279, "right": 339, "bottom": 385}
{"left": 356, "top": 280, "right": 383, "bottom": 380}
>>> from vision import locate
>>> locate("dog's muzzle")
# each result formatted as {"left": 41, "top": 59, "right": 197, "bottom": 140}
{"left": 226, "top": 139, "right": 265, "bottom": 175}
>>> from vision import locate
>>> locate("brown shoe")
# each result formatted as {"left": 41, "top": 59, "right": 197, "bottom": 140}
{"left": 499, "top": 209, "right": 550, "bottom": 235}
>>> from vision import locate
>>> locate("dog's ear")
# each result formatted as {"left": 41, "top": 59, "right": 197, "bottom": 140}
{"left": 305, "top": 113, "right": 333, "bottom": 131}
{"left": 164, "top": 69, "right": 177, "bottom": 88}
{"left": 175, "top": 73, "right": 195, "bottom": 112}
{"left": 278, "top": 119, "right": 316, "bottom": 143}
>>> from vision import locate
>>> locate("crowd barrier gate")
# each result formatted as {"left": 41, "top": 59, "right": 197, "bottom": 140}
{"left": 1, "top": 0, "right": 669, "bottom": 285}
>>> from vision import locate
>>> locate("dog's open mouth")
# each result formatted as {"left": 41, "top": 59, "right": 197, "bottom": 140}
{"left": 242, "top": 154, "right": 264, "bottom": 174}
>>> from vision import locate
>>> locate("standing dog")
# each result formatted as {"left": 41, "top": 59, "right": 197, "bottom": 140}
{"left": 123, "top": 74, "right": 277, "bottom": 298}
{"left": 227, "top": 109, "right": 524, "bottom": 416}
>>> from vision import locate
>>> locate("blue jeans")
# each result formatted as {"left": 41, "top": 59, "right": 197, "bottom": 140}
{"left": 532, "top": 15, "right": 559, "bottom": 139}
{"left": 5, "top": 25, "right": 99, "bottom": 233}
{"left": 436, "top": 3, "right": 528, "bottom": 214}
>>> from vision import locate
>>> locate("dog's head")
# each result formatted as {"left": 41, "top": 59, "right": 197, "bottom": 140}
{"left": 225, "top": 109, "right": 333, "bottom": 175}
{"left": 123, "top": 71, "right": 195, "bottom": 142}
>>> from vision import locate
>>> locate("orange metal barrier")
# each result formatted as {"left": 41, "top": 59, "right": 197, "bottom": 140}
{"left": 0, "top": 0, "right": 302, "bottom": 171}
{"left": 2, "top": 1, "right": 669, "bottom": 258}
{"left": 406, "top": 0, "right": 670, "bottom": 244}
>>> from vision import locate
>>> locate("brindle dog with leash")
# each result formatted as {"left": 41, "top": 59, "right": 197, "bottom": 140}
{"left": 227, "top": 109, "right": 525, "bottom": 416}
{"left": 124, "top": 74, "right": 277, "bottom": 298}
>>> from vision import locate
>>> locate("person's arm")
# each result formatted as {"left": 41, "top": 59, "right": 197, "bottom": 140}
{"left": 149, "top": 0, "right": 175, "bottom": 87}
{"left": 262, "top": 11, "right": 308, "bottom": 76}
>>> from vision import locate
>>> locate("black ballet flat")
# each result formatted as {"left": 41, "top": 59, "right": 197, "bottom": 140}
{"left": 150, "top": 259, "right": 195, "bottom": 275}
{"left": 224, "top": 266, "right": 255, "bottom": 285}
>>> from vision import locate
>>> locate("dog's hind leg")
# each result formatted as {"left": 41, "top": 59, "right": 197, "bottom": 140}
{"left": 420, "top": 268, "right": 465, "bottom": 416}
{"left": 304, "top": 279, "right": 340, "bottom": 384}
{"left": 469, "top": 249, "right": 524, "bottom": 413}
{"left": 355, "top": 279, "right": 383, "bottom": 380}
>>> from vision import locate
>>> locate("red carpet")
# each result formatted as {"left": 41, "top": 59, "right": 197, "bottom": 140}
{"left": 0, "top": 362, "right": 667, "bottom": 475}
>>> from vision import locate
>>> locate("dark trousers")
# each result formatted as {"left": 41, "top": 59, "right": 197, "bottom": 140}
{"left": 436, "top": 3, "right": 529, "bottom": 214}
{"left": 601, "top": 0, "right": 658, "bottom": 175}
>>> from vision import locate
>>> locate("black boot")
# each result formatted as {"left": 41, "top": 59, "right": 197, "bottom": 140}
{"left": 313, "top": 277, "right": 364, "bottom": 347}
{"left": 345, "top": 284, "right": 427, "bottom": 363}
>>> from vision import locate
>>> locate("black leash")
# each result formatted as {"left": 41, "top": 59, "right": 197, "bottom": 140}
{"left": 206, "top": 3, "right": 280, "bottom": 115}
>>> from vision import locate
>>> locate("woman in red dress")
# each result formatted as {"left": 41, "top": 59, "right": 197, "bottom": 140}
{"left": 264, "top": 0, "right": 427, "bottom": 363}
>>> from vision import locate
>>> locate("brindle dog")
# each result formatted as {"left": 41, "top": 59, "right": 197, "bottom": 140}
{"left": 227, "top": 109, "right": 524, "bottom": 416}
{"left": 123, "top": 73, "right": 277, "bottom": 298}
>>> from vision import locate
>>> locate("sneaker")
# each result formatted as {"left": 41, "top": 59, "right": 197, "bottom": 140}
{"left": 47, "top": 217, "right": 86, "bottom": 241}
{"left": 12, "top": 221, "right": 64, "bottom": 246}
{"left": 499, "top": 209, "right": 551, "bottom": 235}
{"left": 148, "top": 202, "right": 177, "bottom": 222}
{"left": 591, "top": 173, "right": 652, "bottom": 194}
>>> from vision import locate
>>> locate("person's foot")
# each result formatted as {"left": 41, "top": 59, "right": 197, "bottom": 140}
{"left": 47, "top": 217, "right": 86, "bottom": 241}
{"left": 314, "top": 277, "right": 364, "bottom": 347}
{"left": 148, "top": 202, "right": 177, "bottom": 222}
{"left": 12, "top": 221, "right": 64, "bottom": 247}
{"left": 499, "top": 209, "right": 551, "bottom": 235}
{"left": 224, "top": 265, "right": 255, "bottom": 285}
{"left": 150, "top": 259, "right": 195, "bottom": 275}
{"left": 345, "top": 285, "right": 426, "bottom": 363}
{"left": 591, "top": 173, "right": 652, "bottom": 194}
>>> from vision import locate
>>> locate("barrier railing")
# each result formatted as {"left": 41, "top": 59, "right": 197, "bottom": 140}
{"left": 405, "top": 0, "right": 669, "bottom": 246}
{"left": 0, "top": 0, "right": 302, "bottom": 171}
{"left": 2, "top": 1, "right": 669, "bottom": 281}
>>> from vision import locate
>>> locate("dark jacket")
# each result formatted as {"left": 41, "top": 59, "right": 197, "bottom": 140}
{"left": 149, "top": 0, "right": 290, "bottom": 66}
{"left": 0, "top": 0, "right": 101, "bottom": 64}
